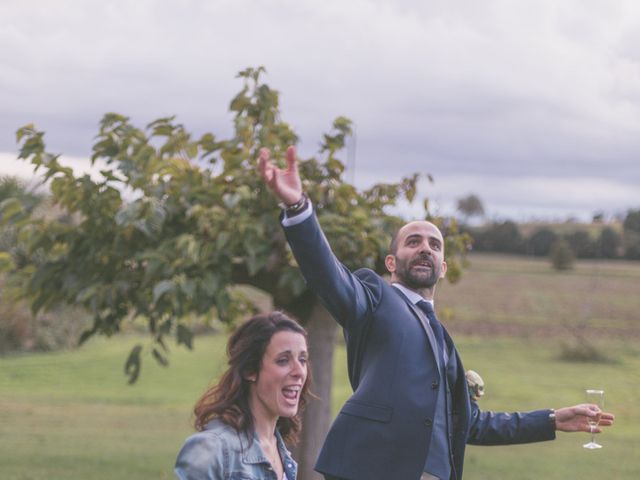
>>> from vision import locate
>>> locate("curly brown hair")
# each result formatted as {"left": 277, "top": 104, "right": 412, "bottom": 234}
{"left": 193, "top": 311, "right": 311, "bottom": 445}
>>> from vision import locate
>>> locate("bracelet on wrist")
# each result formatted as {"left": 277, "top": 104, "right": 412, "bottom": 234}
{"left": 548, "top": 409, "right": 556, "bottom": 429}
{"left": 280, "top": 193, "right": 308, "bottom": 215}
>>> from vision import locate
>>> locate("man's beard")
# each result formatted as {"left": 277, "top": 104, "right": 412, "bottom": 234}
{"left": 396, "top": 254, "right": 440, "bottom": 289}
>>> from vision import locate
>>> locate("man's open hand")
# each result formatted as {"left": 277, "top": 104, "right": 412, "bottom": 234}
{"left": 258, "top": 146, "right": 302, "bottom": 205}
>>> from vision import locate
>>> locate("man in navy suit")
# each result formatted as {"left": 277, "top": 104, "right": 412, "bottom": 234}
{"left": 259, "top": 146, "right": 614, "bottom": 480}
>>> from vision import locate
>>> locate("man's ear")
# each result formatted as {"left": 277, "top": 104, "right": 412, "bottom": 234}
{"left": 385, "top": 254, "right": 396, "bottom": 274}
{"left": 440, "top": 260, "right": 448, "bottom": 279}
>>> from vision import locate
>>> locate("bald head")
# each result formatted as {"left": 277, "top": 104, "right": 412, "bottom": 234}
{"left": 389, "top": 221, "right": 444, "bottom": 255}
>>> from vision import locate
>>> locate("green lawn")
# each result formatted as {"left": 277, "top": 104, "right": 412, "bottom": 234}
{"left": 437, "top": 253, "right": 640, "bottom": 338}
{"left": 0, "top": 335, "right": 227, "bottom": 480}
{"left": 2, "top": 334, "right": 639, "bottom": 479}
{"left": 2, "top": 253, "right": 640, "bottom": 479}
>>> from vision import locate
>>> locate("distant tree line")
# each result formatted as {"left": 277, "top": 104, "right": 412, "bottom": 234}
{"left": 467, "top": 209, "right": 640, "bottom": 260}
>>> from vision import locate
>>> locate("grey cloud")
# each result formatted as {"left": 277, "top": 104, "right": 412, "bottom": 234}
{"left": 1, "top": 0, "right": 639, "bottom": 219}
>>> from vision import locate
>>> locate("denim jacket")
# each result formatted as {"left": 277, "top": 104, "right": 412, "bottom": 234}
{"left": 175, "top": 419, "right": 298, "bottom": 480}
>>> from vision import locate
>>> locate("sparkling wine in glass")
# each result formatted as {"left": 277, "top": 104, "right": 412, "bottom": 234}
{"left": 583, "top": 389, "right": 604, "bottom": 449}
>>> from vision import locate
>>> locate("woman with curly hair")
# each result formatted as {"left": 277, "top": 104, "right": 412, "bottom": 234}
{"left": 175, "top": 311, "right": 311, "bottom": 480}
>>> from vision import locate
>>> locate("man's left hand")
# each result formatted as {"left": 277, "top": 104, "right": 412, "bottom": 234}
{"left": 555, "top": 403, "right": 615, "bottom": 433}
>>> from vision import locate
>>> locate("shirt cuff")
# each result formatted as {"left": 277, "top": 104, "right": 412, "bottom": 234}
{"left": 281, "top": 200, "right": 313, "bottom": 227}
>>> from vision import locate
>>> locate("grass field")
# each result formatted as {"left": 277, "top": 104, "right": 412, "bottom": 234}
{"left": 438, "top": 253, "right": 640, "bottom": 339}
{"left": 1, "top": 253, "right": 639, "bottom": 479}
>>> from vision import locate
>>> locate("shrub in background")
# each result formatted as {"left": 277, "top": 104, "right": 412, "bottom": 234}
{"left": 0, "top": 283, "right": 90, "bottom": 354}
{"left": 550, "top": 238, "right": 575, "bottom": 271}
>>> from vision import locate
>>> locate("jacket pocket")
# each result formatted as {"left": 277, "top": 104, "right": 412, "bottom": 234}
{"left": 340, "top": 399, "right": 393, "bottom": 423}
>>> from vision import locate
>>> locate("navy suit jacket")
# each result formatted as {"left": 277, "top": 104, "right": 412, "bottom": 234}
{"left": 284, "top": 212, "right": 555, "bottom": 480}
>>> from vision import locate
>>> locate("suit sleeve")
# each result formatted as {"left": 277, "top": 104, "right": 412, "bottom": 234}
{"left": 466, "top": 401, "right": 556, "bottom": 445}
{"left": 283, "top": 211, "right": 382, "bottom": 329}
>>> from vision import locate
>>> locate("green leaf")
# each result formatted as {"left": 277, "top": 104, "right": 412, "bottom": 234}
{"left": 158, "top": 319, "right": 172, "bottom": 337}
{"left": 75, "top": 285, "right": 98, "bottom": 304}
{"left": 0, "top": 251, "right": 14, "bottom": 271}
{"left": 152, "top": 280, "right": 174, "bottom": 303}
{"left": 177, "top": 324, "right": 194, "bottom": 349}
{"left": 216, "top": 232, "right": 230, "bottom": 250}
{"left": 78, "top": 321, "right": 100, "bottom": 346}
{"left": 145, "top": 200, "right": 167, "bottom": 235}
{"left": 180, "top": 279, "right": 196, "bottom": 299}
{"left": 124, "top": 344, "right": 143, "bottom": 384}
{"left": 16, "top": 124, "right": 35, "bottom": 143}
{"left": 0, "top": 198, "right": 26, "bottom": 224}
{"left": 152, "top": 347, "right": 169, "bottom": 367}
{"left": 202, "top": 272, "right": 221, "bottom": 297}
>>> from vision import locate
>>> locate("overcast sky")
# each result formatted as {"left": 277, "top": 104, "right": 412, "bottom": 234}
{"left": 2, "top": 0, "right": 639, "bottom": 221}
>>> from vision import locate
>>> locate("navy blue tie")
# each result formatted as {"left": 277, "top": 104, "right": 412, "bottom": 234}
{"left": 417, "top": 300, "right": 446, "bottom": 363}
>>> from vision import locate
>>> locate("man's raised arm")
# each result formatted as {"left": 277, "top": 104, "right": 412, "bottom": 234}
{"left": 257, "top": 145, "right": 376, "bottom": 327}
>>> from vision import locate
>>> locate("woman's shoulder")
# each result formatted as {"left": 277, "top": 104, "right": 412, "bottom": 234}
{"left": 202, "top": 418, "right": 237, "bottom": 435}
{"left": 174, "top": 420, "right": 236, "bottom": 479}
{"left": 176, "top": 425, "right": 224, "bottom": 458}
{"left": 181, "top": 419, "right": 239, "bottom": 447}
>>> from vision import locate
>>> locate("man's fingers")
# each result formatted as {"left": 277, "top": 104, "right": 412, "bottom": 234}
{"left": 593, "top": 421, "right": 613, "bottom": 432}
{"left": 587, "top": 409, "right": 614, "bottom": 432}
{"left": 258, "top": 148, "right": 270, "bottom": 173}
{"left": 259, "top": 145, "right": 298, "bottom": 190}
{"left": 286, "top": 145, "right": 297, "bottom": 172}
{"left": 258, "top": 148, "right": 275, "bottom": 183}
{"left": 577, "top": 404, "right": 601, "bottom": 417}
{"left": 598, "top": 412, "right": 615, "bottom": 426}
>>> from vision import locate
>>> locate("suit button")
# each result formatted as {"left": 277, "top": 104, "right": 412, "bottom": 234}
{"left": 424, "top": 418, "right": 433, "bottom": 427}
{"left": 432, "top": 381, "right": 439, "bottom": 389}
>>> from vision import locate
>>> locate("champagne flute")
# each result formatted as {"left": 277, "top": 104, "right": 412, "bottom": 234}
{"left": 583, "top": 389, "right": 604, "bottom": 449}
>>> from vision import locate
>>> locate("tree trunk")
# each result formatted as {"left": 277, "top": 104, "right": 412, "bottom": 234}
{"left": 292, "top": 301, "right": 338, "bottom": 480}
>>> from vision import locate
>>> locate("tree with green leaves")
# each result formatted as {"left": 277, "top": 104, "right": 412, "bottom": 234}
{"left": 623, "top": 209, "right": 640, "bottom": 234}
{"left": 471, "top": 220, "right": 524, "bottom": 254}
{"left": 1, "top": 67, "right": 470, "bottom": 480}
{"left": 456, "top": 193, "right": 485, "bottom": 224}
{"left": 598, "top": 227, "right": 622, "bottom": 259}
{"left": 564, "top": 230, "right": 596, "bottom": 259}
{"left": 527, "top": 228, "right": 558, "bottom": 257}
{"left": 623, "top": 209, "right": 640, "bottom": 260}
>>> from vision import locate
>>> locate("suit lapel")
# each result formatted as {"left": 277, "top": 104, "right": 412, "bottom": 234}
{"left": 393, "top": 288, "right": 442, "bottom": 375}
